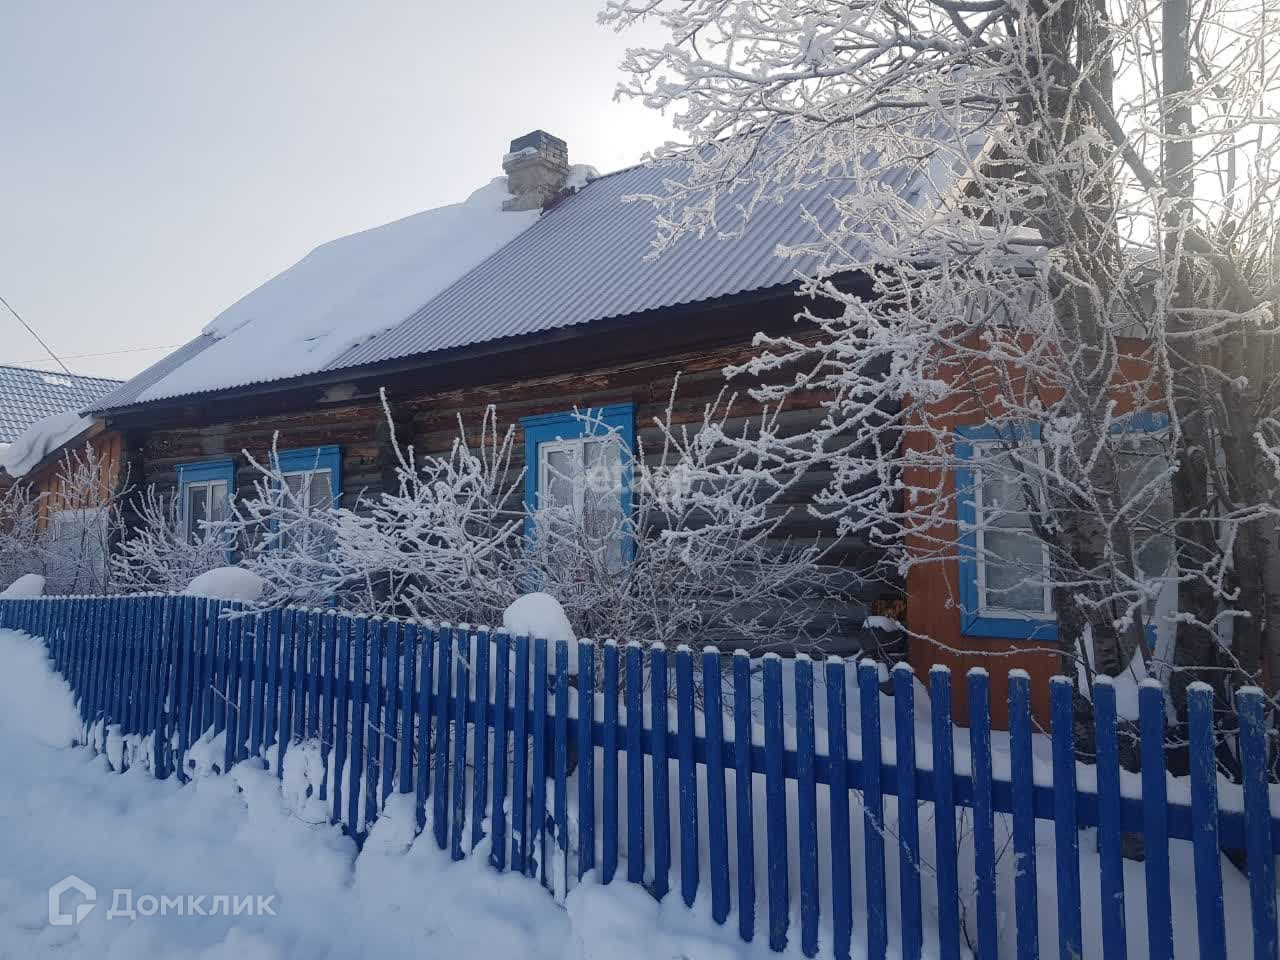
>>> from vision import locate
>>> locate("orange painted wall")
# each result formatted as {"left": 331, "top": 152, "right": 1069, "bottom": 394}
{"left": 27, "top": 426, "right": 124, "bottom": 528}
{"left": 902, "top": 334, "right": 1159, "bottom": 729}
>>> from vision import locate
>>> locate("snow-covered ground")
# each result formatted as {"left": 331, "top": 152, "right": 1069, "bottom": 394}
{"left": 0, "top": 628, "right": 794, "bottom": 959}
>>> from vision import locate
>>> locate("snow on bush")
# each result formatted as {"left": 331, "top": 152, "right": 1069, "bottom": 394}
{"left": 503, "top": 592, "right": 575, "bottom": 643}
{"left": 184, "top": 566, "right": 265, "bottom": 603}
{"left": 0, "top": 572, "right": 45, "bottom": 598}
{"left": 0, "top": 629, "right": 80, "bottom": 746}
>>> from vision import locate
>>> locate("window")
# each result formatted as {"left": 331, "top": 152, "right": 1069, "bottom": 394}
{"left": 176, "top": 459, "right": 235, "bottom": 541}
{"left": 972, "top": 443, "right": 1051, "bottom": 617}
{"left": 955, "top": 416, "right": 1171, "bottom": 640}
{"left": 521, "top": 405, "right": 635, "bottom": 564}
{"left": 272, "top": 446, "right": 342, "bottom": 552}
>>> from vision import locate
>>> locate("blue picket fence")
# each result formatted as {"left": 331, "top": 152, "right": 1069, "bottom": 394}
{"left": 3, "top": 593, "right": 1279, "bottom": 959}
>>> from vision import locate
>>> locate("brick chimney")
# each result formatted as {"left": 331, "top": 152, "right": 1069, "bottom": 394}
{"left": 502, "top": 130, "right": 569, "bottom": 211}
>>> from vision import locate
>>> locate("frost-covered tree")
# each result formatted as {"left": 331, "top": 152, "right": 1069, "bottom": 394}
{"left": 0, "top": 482, "right": 42, "bottom": 588}
{"left": 216, "top": 391, "right": 846, "bottom": 650}
{"left": 37, "top": 443, "right": 129, "bottom": 595}
{"left": 601, "top": 0, "right": 1280, "bottom": 702}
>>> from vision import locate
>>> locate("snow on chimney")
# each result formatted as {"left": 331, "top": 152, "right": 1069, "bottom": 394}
{"left": 502, "top": 130, "right": 569, "bottom": 211}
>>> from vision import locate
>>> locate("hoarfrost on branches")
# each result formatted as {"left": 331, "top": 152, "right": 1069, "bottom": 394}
{"left": 601, "top": 0, "right": 1280, "bottom": 706}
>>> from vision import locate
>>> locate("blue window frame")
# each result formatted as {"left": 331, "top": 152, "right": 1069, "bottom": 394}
{"left": 176, "top": 458, "right": 236, "bottom": 540}
{"left": 955, "top": 414, "right": 1169, "bottom": 641}
{"left": 272, "top": 445, "right": 342, "bottom": 507}
{"left": 520, "top": 404, "right": 635, "bottom": 551}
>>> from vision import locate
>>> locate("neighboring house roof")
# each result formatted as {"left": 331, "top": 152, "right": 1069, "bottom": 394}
{"left": 0, "top": 366, "right": 120, "bottom": 445}
{"left": 92, "top": 143, "right": 965, "bottom": 414}
{"left": 0, "top": 410, "right": 94, "bottom": 479}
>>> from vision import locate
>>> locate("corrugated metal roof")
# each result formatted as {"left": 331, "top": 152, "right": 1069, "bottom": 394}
{"left": 94, "top": 144, "right": 960, "bottom": 413}
{"left": 329, "top": 158, "right": 911, "bottom": 371}
{"left": 0, "top": 366, "right": 120, "bottom": 445}
{"left": 87, "top": 335, "right": 218, "bottom": 414}
{"left": 0, "top": 366, "right": 121, "bottom": 445}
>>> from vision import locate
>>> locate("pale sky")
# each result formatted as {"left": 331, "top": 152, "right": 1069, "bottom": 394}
{"left": 0, "top": 2, "right": 674, "bottom": 380}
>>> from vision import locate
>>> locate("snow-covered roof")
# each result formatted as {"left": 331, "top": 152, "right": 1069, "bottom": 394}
{"left": 93, "top": 143, "right": 970, "bottom": 413}
{"left": 94, "top": 177, "right": 550, "bottom": 408}
{"left": 0, "top": 366, "right": 119, "bottom": 444}
{"left": 0, "top": 410, "right": 94, "bottom": 479}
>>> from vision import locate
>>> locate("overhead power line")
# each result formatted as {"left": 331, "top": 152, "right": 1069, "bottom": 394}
{"left": 0, "top": 291, "right": 72, "bottom": 375}
{"left": 0, "top": 342, "right": 182, "bottom": 366}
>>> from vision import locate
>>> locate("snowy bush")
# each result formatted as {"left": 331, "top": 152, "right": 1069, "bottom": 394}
{"left": 114, "top": 487, "right": 234, "bottom": 594}
{"left": 216, "top": 389, "right": 845, "bottom": 651}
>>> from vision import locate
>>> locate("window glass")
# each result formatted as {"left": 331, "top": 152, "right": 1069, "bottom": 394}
{"left": 537, "top": 435, "right": 624, "bottom": 569}
{"left": 970, "top": 433, "right": 1173, "bottom": 619}
{"left": 280, "top": 469, "right": 334, "bottom": 553}
{"left": 975, "top": 444, "right": 1048, "bottom": 615}
{"left": 185, "top": 485, "right": 209, "bottom": 534}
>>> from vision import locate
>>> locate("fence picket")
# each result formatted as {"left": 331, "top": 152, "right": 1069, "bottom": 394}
{"left": 930, "top": 666, "right": 960, "bottom": 960}
{"left": 625, "top": 642, "right": 644, "bottom": 887}
{"left": 210, "top": 603, "right": 227, "bottom": 738}
{"left": 265, "top": 609, "right": 280, "bottom": 761}
{"left": 827, "top": 657, "right": 853, "bottom": 960}
{"left": 235, "top": 608, "right": 253, "bottom": 765}
{"left": 118, "top": 599, "right": 137, "bottom": 757}
{"left": 1189, "top": 683, "right": 1227, "bottom": 960}
{"left": 385, "top": 620, "right": 402, "bottom": 807}
{"left": 703, "top": 647, "right": 729, "bottom": 926}
{"left": 795, "top": 655, "right": 819, "bottom": 958}
{"left": 676, "top": 646, "right": 697, "bottom": 907}
{"left": 1094, "top": 677, "right": 1128, "bottom": 960}
{"left": 1139, "top": 680, "right": 1173, "bottom": 960}
{"left": 366, "top": 618, "right": 384, "bottom": 825}
{"left": 320, "top": 612, "right": 338, "bottom": 803}
{"left": 1237, "top": 686, "right": 1279, "bottom": 960}
{"left": 308, "top": 610, "right": 323, "bottom": 741}
{"left": 530, "top": 636, "right": 548, "bottom": 882}
{"left": 578, "top": 640, "right": 596, "bottom": 882}
{"left": 491, "top": 630, "right": 510, "bottom": 871}
{"left": 733, "top": 650, "right": 756, "bottom": 945}
{"left": 451, "top": 631, "right": 470, "bottom": 861}
{"left": 434, "top": 626, "right": 454, "bottom": 850}
{"left": 651, "top": 645, "right": 671, "bottom": 903}
{"left": 1008, "top": 670, "right": 1040, "bottom": 960}
{"left": 601, "top": 640, "right": 620, "bottom": 885}
{"left": 551, "top": 639, "right": 569, "bottom": 888}
{"left": 968, "top": 669, "right": 997, "bottom": 960}
{"left": 763, "top": 653, "right": 788, "bottom": 953}
{"left": 249, "top": 612, "right": 267, "bottom": 763}
{"left": 276, "top": 611, "right": 293, "bottom": 778}
{"left": 1051, "top": 676, "right": 1083, "bottom": 960}
{"left": 400, "top": 622, "right": 417, "bottom": 797}
{"left": 511, "top": 633, "right": 530, "bottom": 871}
{"left": 348, "top": 616, "right": 368, "bottom": 839}
{"left": 333, "top": 616, "right": 351, "bottom": 827}
{"left": 415, "top": 624, "right": 435, "bottom": 831}
{"left": 892, "top": 663, "right": 922, "bottom": 960}
{"left": 298, "top": 611, "right": 315, "bottom": 745}
{"left": 224, "top": 610, "right": 243, "bottom": 772}
{"left": 472, "top": 627, "right": 490, "bottom": 851}
{"left": 190, "top": 597, "right": 209, "bottom": 746}
{"left": 860, "top": 660, "right": 888, "bottom": 960}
